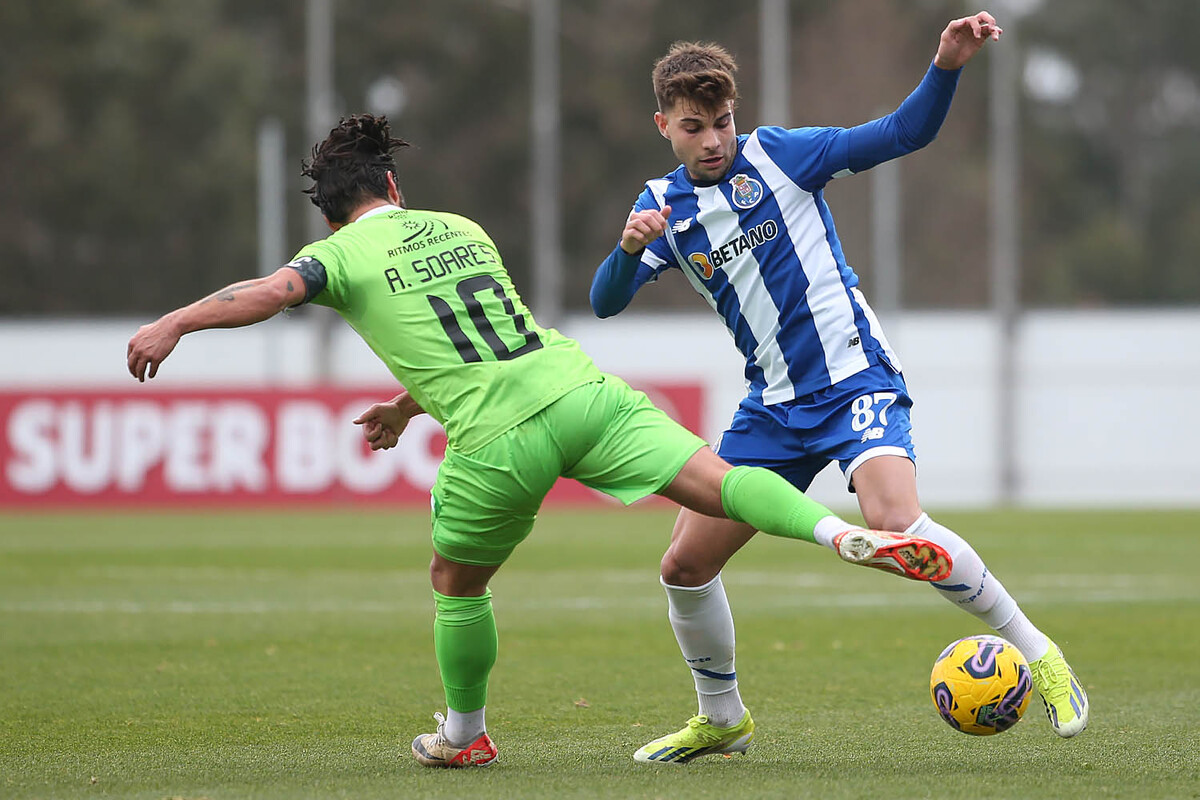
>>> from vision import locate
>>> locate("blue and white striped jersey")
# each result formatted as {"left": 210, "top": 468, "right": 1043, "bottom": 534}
{"left": 630, "top": 125, "right": 897, "bottom": 404}
{"left": 601, "top": 63, "right": 960, "bottom": 406}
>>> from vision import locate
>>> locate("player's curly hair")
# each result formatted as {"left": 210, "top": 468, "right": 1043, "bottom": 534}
{"left": 651, "top": 41, "right": 739, "bottom": 113}
{"left": 302, "top": 113, "right": 410, "bottom": 224}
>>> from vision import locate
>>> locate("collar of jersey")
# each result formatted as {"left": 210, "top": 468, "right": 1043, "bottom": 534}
{"left": 354, "top": 204, "right": 404, "bottom": 223}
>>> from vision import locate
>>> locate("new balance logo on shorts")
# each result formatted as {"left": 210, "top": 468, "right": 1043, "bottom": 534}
{"left": 861, "top": 427, "right": 885, "bottom": 443}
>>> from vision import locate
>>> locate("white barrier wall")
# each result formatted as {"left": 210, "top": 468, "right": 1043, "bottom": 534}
{"left": 2, "top": 309, "right": 1198, "bottom": 508}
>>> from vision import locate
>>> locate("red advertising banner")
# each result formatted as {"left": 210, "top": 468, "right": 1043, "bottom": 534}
{"left": 0, "top": 384, "right": 704, "bottom": 508}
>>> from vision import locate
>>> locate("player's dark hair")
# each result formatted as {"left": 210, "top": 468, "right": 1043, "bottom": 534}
{"left": 652, "top": 41, "right": 739, "bottom": 114}
{"left": 302, "top": 114, "right": 410, "bottom": 224}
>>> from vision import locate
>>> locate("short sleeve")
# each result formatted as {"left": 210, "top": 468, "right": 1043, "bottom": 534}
{"left": 283, "top": 255, "right": 328, "bottom": 304}
{"left": 291, "top": 239, "right": 348, "bottom": 309}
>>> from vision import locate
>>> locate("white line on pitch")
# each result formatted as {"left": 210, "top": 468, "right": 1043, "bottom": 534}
{"left": 1, "top": 588, "right": 1196, "bottom": 615}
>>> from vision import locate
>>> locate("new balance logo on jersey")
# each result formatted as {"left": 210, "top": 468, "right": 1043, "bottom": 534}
{"left": 671, "top": 217, "right": 693, "bottom": 233}
{"left": 848, "top": 335, "right": 860, "bottom": 348}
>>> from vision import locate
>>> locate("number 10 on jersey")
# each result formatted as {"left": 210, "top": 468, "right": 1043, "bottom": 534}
{"left": 429, "top": 275, "right": 543, "bottom": 363}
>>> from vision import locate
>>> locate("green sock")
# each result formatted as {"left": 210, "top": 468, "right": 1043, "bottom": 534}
{"left": 432, "top": 589, "right": 497, "bottom": 713}
{"left": 719, "top": 465, "right": 834, "bottom": 544}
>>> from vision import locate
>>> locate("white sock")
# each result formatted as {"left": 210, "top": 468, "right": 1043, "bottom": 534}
{"left": 443, "top": 706, "right": 486, "bottom": 746}
{"left": 910, "top": 514, "right": 1050, "bottom": 661}
{"left": 997, "top": 609, "right": 1051, "bottom": 662}
{"left": 813, "top": 515, "right": 853, "bottom": 550}
{"left": 663, "top": 573, "right": 746, "bottom": 728}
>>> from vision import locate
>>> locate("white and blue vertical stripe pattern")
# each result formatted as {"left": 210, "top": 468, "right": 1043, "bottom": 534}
{"left": 633, "top": 126, "right": 900, "bottom": 405}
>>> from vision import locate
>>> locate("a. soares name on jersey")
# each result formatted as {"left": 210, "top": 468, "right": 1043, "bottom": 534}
{"left": 384, "top": 241, "right": 502, "bottom": 293}
{"left": 686, "top": 219, "right": 779, "bottom": 280}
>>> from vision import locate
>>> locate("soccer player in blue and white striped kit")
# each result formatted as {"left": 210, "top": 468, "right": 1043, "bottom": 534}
{"left": 591, "top": 11, "right": 1088, "bottom": 763}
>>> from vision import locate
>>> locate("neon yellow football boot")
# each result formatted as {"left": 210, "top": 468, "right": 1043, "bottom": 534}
{"left": 633, "top": 710, "right": 755, "bottom": 764}
{"left": 1028, "top": 642, "right": 1089, "bottom": 737}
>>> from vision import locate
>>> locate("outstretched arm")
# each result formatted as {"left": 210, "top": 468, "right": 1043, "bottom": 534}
{"left": 834, "top": 11, "right": 1002, "bottom": 176}
{"left": 127, "top": 267, "right": 307, "bottom": 382}
{"left": 353, "top": 390, "right": 427, "bottom": 451}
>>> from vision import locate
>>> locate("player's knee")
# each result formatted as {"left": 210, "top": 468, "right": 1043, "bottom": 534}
{"left": 660, "top": 545, "right": 719, "bottom": 587}
{"left": 866, "top": 509, "right": 922, "bottom": 533}
{"left": 428, "top": 555, "right": 449, "bottom": 591}
{"left": 429, "top": 553, "right": 491, "bottom": 596}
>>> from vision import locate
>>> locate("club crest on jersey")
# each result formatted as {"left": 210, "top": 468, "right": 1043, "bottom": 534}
{"left": 729, "top": 173, "right": 764, "bottom": 209}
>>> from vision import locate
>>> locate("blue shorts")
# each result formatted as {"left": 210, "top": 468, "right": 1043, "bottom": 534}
{"left": 715, "top": 362, "right": 916, "bottom": 492}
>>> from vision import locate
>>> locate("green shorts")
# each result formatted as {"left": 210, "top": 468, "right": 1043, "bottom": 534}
{"left": 429, "top": 375, "right": 707, "bottom": 566}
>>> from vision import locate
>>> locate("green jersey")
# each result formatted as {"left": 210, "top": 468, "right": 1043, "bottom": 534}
{"left": 293, "top": 205, "right": 601, "bottom": 452}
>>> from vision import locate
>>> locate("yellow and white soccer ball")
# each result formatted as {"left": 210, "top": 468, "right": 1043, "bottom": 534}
{"left": 930, "top": 634, "right": 1032, "bottom": 735}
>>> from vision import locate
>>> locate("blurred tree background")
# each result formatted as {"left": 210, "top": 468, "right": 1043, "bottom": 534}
{"left": 2, "top": 0, "right": 1198, "bottom": 316}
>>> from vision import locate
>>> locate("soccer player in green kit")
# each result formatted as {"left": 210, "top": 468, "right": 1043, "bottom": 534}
{"left": 127, "top": 114, "right": 952, "bottom": 768}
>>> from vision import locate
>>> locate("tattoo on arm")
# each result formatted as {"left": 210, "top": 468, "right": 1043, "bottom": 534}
{"left": 201, "top": 281, "right": 259, "bottom": 304}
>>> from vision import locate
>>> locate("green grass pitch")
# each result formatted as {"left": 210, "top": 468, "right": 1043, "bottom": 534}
{"left": 2, "top": 507, "right": 1198, "bottom": 799}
